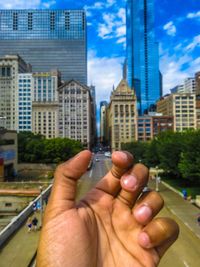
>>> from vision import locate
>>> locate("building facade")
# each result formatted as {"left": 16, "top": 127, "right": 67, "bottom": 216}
{"left": 157, "top": 93, "right": 196, "bottom": 132}
{"left": 107, "top": 79, "right": 137, "bottom": 151}
{"left": 0, "top": 130, "right": 18, "bottom": 181}
{"left": 126, "top": 0, "right": 160, "bottom": 114}
{"left": 18, "top": 73, "right": 33, "bottom": 132}
{"left": 137, "top": 114, "right": 173, "bottom": 141}
{"left": 100, "top": 101, "right": 108, "bottom": 143}
{"left": 195, "top": 71, "right": 200, "bottom": 96}
{"left": 58, "top": 80, "right": 94, "bottom": 148}
{"left": 0, "top": 55, "right": 30, "bottom": 131}
{"left": 184, "top": 78, "right": 196, "bottom": 94}
{"left": 0, "top": 10, "right": 87, "bottom": 84}
{"left": 32, "top": 70, "right": 61, "bottom": 138}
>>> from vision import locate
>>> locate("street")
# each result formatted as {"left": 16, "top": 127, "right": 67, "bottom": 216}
{"left": 77, "top": 153, "right": 200, "bottom": 267}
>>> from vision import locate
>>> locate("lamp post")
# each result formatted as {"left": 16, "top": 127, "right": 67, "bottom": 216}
{"left": 155, "top": 166, "right": 160, "bottom": 192}
{"left": 39, "top": 185, "right": 43, "bottom": 228}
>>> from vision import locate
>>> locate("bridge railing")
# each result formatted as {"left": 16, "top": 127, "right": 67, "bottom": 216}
{"left": 0, "top": 184, "right": 52, "bottom": 248}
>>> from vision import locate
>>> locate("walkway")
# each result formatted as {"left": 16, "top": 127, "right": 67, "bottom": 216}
{"left": 0, "top": 213, "right": 41, "bottom": 267}
{"left": 149, "top": 179, "right": 200, "bottom": 239}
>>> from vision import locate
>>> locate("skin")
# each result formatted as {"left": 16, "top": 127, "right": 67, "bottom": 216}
{"left": 37, "top": 150, "right": 179, "bottom": 267}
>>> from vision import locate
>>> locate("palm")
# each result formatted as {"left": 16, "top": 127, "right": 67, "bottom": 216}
{"left": 37, "top": 151, "right": 179, "bottom": 267}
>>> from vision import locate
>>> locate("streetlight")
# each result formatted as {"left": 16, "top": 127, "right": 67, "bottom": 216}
{"left": 155, "top": 166, "right": 160, "bottom": 192}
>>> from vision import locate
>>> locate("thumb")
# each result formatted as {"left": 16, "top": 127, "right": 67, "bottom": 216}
{"left": 47, "top": 150, "right": 92, "bottom": 212}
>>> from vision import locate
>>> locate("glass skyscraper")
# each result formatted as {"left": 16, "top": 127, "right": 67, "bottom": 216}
{"left": 0, "top": 10, "right": 87, "bottom": 84}
{"left": 126, "top": 0, "right": 160, "bottom": 114}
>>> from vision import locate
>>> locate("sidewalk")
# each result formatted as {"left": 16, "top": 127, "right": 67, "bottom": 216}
{"left": 0, "top": 213, "right": 41, "bottom": 267}
{"left": 149, "top": 180, "right": 200, "bottom": 239}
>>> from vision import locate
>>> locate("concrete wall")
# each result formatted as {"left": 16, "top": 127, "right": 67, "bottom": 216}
{"left": 18, "top": 163, "right": 56, "bottom": 171}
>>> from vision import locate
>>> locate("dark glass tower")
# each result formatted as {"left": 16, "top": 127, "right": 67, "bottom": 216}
{"left": 0, "top": 10, "right": 87, "bottom": 84}
{"left": 126, "top": 0, "right": 160, "bottom": 114}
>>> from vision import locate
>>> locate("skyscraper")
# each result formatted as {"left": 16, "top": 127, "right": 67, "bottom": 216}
{"left": 126, "top": 0, "right": 160, "bottom": 114}
{"left": 0, "top": 10, "right": 87, "bottom": 84}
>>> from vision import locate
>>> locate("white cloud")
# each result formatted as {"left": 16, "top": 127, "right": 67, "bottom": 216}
{"left": 116, "top": 25, "right": 126, "bottom": 37}
{"left": 84, "top": 2, "right": 104, "bottom": 14}
{"left": 185, "top": 35, "right": 200, "bottom": 51}
{"left": 106, "top": 0, "right": 116, "bottom": 7}
{"left": 42, "top": 1, "right": 56, "bottom": 8}
{"left": 117, "top": 37, "right": 126, "bottom": 44}
{"left": 88, "top": 50, "right": 124, "bottom": 106}
{"left": 98, "top": 13, "right": 115, "bottom": 39}
{"left": 0, "top": 0, "right": 41, "bottom": 9}
{"left": 97, "top": 8, "right": 126, "bottom": 46}
{"left": 117, "top": 8, "right": 126, "bottom": 24}
{"left": 187, "top": 11, "right": 200, "bottom": 19}
{"left": 163, "top": 21, "right": 177, "bottom": 36}
{"left": 160, "top": 49, "right": 200, "bottom": 94}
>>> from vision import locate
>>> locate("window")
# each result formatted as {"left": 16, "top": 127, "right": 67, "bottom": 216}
{"left": 13, "top": 12, "right": 18, "bottom": 31}
{"left": 65, "top": 11, "right": 70, "bottom": 30}
{"left": 28, "top": 12, "right": 33, "bottom": 30}
{"left": 50, "top": 12, "right": 55, "bottom": 31}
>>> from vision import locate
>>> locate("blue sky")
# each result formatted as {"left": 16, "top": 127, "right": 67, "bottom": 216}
{"left": 0, "top": 0, "right": 199, "bottom": 107}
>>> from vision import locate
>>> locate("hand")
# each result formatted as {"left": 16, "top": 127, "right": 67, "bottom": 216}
{"left": 37, "top": 150, "right": 179, "bottom": 267}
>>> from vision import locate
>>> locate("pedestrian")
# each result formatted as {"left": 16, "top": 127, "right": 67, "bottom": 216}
{"left": 32, "top": 216, "right": 38, "bottom": 231}
{"left": 182, "top": 189, "right": 188, "bottom": 200}
{"left": 197, "top": 214, "right": 200, "bottom": 226}
{"left": 33, "top": 202, "right": 37, "bottom": 212}
{"left": 27, "top": 217, "right": 32, "bottom": 233}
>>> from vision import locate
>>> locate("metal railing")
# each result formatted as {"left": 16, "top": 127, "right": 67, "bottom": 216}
{"left": 0, "top": 184, "right": 52, "bottom": 248}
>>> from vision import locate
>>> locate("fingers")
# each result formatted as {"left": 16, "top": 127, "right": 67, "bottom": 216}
{"left": 138, "top": 217, "right": 179, "bottom": 257}
{"left": 133, "top": 191, "right": 164, "bottom": 225}
{"left": 48, "top": 150, "right": 92, "bottom": 210}
{"left": 117, "top": 163, "right": 149, "bottom": 207}
{"left": 94, "top": 151, "right": 134, "bottom": 197}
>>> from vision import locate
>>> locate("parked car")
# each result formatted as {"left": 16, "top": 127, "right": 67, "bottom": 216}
{"left": 104, "top": 152, "right": 111, "bottom": 158}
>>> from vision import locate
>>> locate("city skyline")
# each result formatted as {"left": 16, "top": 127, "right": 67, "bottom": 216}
{"left": 0, "top": 0, "right": 199, "bottom": 108}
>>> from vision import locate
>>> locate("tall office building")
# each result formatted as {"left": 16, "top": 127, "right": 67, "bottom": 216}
{"left": 0, "top": 55, "right": 30, "bottom": 130}
{"left": 126, "top": 0, "right": 160, "bottom": 114}
{"left": 0, "top": 10, "right": 87, "bottom": 84}
{"left": 100, "top": 101, "right": 108, "bottom": 143}
{"left": 32, "top": 70, "right": 61, "bottom": 139}
{"left": 107, "top": 79, "right": 137, "bottom": 151}
{"left": 58, "top": 80, "right": 94, "bottom": 149}
{"left": 157, "top": 93, "right": 196, "bottom": 132}
{"left": 18, "top": 73, "right": 33, "bottom": 132}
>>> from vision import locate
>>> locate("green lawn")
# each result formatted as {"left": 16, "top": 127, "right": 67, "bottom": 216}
{"left": 162, "top": 176, "right": 200, "bottom": 198}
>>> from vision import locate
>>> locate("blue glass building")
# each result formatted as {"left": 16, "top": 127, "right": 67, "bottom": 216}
{"left": 0, "top": 10, "right": 87, "bottom": 84}
{"left": 126, "top": 0, "right": 160, "bottom": 114}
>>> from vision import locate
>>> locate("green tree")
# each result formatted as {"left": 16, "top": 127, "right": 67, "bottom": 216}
{"left": 18, "top": 132, "right": 84, "bottom": 163}
{"left": 144, "top": 139, "right": 159, "bottom": 168}
{"left": 178, "top": 130, "right": 200, "bottom": 183}
{"left": 122, "top": 141, "right": 148, "bottom": 163}
{"left": 156, "top": 131, "right": 185, "bottom": 177}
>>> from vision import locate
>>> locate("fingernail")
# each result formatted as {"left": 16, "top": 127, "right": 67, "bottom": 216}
{"left": 134, "top": 204, "right": 152, "bottom": 222}
{"left": 122, "top": 174, "right": 137, "bottom": 190}
{"left": 138, "top": 232, "right": 150, "bottom": 248}
{"left": 115, "top": 151, "right": 129, "bottom": 161}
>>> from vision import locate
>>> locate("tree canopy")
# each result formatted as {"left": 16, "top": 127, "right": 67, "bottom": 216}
{"left": 122, "top": 130, "right": 200, "bottom": 184}
{"left": 18, "top": 132, "right": 84, "bottom": 164}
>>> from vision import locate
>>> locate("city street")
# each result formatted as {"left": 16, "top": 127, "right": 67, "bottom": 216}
{"left": 1, "top": 153, "right": 200, "bottom": 267}
{"left": 78, "top": 153, "right": 200, "bottom": 267}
